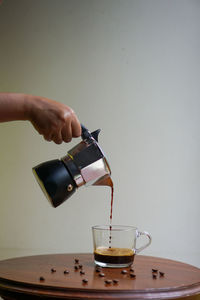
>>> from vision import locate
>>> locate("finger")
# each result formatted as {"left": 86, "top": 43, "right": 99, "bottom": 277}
{"left": 71, "top": 114, "right": 81, "bottom": 137}
{"left": 52, "top": 130, "right": 63, "bottom": 144}
{"left": 61, "top": 122, "right": 72, "bottom": 143}
{"left": 43, "top": 130, "right": 54, "bottom": 142}
{"left": 44, "top": 136, "right": 52, "bottom": 142}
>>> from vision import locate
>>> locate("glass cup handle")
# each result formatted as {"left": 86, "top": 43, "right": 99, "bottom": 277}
{"left": 135, "top": 230, "right": 152, "bottom": 254}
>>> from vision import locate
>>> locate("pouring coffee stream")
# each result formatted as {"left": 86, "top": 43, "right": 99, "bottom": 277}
{"left": 95, "top": 174, "right": 114, "bottom": 248}
{"left": 33, "top": 124, "right": 114, "bottom": 244}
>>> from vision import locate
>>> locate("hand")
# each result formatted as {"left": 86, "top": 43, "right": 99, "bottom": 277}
{"left": 28, "top": 96, "right": 81, "bottom": 144}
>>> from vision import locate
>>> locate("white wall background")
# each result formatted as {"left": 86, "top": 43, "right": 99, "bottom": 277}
{"left": 0, "top": 0, "right": 199, "bottom": 267}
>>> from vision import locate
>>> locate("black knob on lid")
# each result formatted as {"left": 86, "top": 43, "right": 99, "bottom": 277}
{"left": 81, "top": 124, "right": 100, "bottom": 142}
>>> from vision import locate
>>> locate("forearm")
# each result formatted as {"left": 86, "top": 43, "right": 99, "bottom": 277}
{"left": 0, "top": 93, "right": 31, "bottom": 122}
{"left": 0, "top": 92, "right": 81, "bottom": 143}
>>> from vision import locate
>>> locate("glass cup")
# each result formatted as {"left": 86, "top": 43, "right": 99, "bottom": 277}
{"left": 92, "top": 225, "right": 152, "bottom": 268}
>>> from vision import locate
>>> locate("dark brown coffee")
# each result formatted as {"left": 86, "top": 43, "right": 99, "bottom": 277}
{"left": 94, "top": 174, "right": 114, "bottom": 248}
{"left": 94, "top": 247, "right": 135, "bottom": 265}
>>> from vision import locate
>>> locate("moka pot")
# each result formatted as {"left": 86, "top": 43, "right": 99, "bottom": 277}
{"left": 32, "top": 125, "right": 111, "bottom": 207}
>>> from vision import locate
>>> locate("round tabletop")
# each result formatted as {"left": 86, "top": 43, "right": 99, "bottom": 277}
{"left": 0, "top": 253, "right": 199, "bottom": 299}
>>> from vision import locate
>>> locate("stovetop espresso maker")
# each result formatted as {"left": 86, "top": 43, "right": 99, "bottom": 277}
{"left": 32, "top": 125, "right": 111, "bottom": 207}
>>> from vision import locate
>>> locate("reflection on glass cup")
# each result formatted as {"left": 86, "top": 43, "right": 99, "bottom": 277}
{"left": 92, "top": 225, "right": 152, "bottom": 268}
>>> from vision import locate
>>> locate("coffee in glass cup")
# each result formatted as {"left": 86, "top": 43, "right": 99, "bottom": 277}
{"left": 92, "top": 225, "right": 152, "bottom": 268}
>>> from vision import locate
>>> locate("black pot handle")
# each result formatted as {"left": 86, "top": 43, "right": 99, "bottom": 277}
{"left": 81, "top": 124, "right": 101, "bottom": 142}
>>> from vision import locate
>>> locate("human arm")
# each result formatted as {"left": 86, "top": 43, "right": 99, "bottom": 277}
{"left": 0, "top": 93, "right": 81, "bottom": 144}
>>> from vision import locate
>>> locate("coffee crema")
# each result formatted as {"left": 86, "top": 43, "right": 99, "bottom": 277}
{"left": 94, "top": 247, "right": 135, "bottom": 265}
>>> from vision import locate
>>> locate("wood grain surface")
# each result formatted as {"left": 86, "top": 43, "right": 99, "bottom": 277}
{"left": 0, "top": 253, "right": 199, "bottom": 299}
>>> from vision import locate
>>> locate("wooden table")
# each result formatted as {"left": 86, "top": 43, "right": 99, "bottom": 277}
{"left": 0, "top": 253, "right": 199, "bottom": 299}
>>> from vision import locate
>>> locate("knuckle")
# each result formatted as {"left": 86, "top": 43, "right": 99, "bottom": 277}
{"left": 44, "top": 136, "right": 51, "bottom": 142}
{"left": 65, "top": 136, "right": 72, "bottom": 143}
{"left": 54, "top": 139, "right": 62, "bottom": 144}
{"left": 68, "top": 107, "right": 75, "bottom": 115}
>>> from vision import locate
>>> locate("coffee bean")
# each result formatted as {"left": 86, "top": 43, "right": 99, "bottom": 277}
{"left": 79, "top": 264, "right": 83, "bottom": 269}
{"left": 75, "top": 259, "right": 79, "bottom": 264}
{"left": 152, "top": 269, "right": 158, "bottom": 273}
{"left": 74, "top": 265, "right": 79, "bottom": 271}
{"left": 152, "top": 274, "right": 157, "bottom": 279}
{"left": 64, "top": 270, "right": 69, "bottom": 274}
{"left": 105, "top": 279, "right": 112, "bottom": 284}
{"left": 113, "top": 279, "right": 119, "bottom": 284}
{"left": 95, "top": 268, "right": 101, "bottom": 273}
{"left": 130, "top": 268, "right": 134, "bottom": 272}
{"left": 159, "top": 271, "right": 165, "bottom": 277}
{"left": 99, "top": 273, "right": 105, "bottom": 277}
{"left": 39, "top": 276, "right": 45, "bottom": 281}
{"left": 51, "top": 268, "right": 56, "bottom": 273}
{"left": 82, "top": 278, "right": 88, "bottom": 284}
{"left": 80, "top": 271, "right": 85, "bottom": 275}
{"left": 121, "top": 270, "right": 128, "bottom": 274}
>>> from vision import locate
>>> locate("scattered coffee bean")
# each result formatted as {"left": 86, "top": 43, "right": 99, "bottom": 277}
{"left": 152, "top": 274, "right": 157, "bottom": 279}
{"left": 99, "top": 273, "right": 105, "bottom": 277}
{"left": 152, "top": 269, "right": 158, "bottom": 273}
{"left": 113, "top": 279, "right": 119, "bottom": 284}
{"left": 159, "top": 271, "right": 165, "bottom": 277}
{"left": 64, "top": 270, "right": 69, "bottom": 274}
{"left": 51, "top": 268, "right": 56, "bottom": 273}
{"left": 121, "top": 270, "right": 128, "bottom": 274}
{"left": 75, "top": 259, "right": 79, "bottom": 264}
{"left": 130, "top": 273, "right": 136, "bottom": 279}
{"left": 82, "top": 278, "right": 88, "bottom": 284}
{"left": 74, "top": 265, "right": 79, "bottom": 270}
{"left": 39, "top": 276, "right": 45, "bottom": 281}
{"left": 79, "top": 264, "right": 83, "bottom": 269}
{"left": 80, "top": 270, "right": 85, "bottom": 275}
{"left": 105, "top": 279, "right": 112, "bottom": 284}
{"left": 130, "top": 268, "right": 134, "bottom": 272}
{"left": 95, "top": 268, "right": 101, "bottom": 273}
